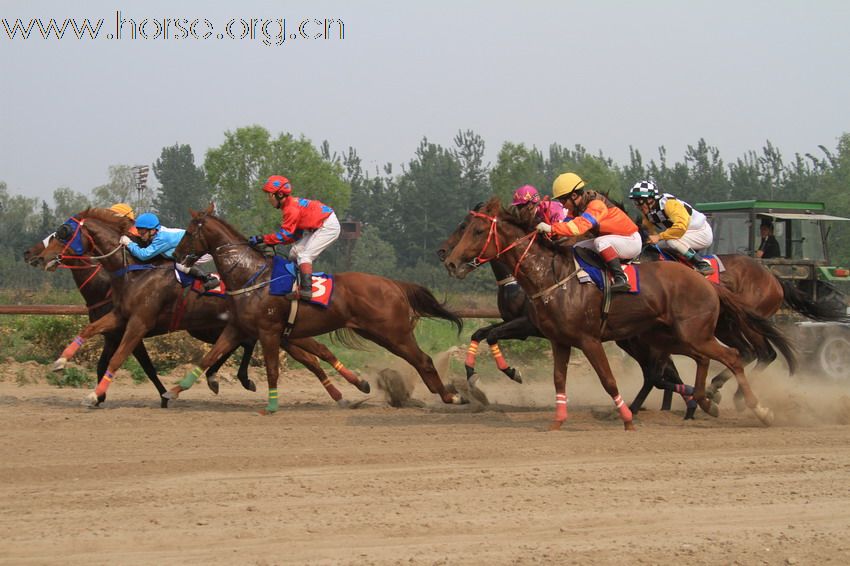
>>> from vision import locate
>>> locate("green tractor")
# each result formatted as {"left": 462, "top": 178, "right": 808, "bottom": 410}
{"left": 698, "top": 199, "right": 850, "bottom": 380}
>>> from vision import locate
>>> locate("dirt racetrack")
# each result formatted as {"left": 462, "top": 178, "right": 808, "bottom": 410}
{"left": 1, "top": 352, "right": 850, "bottom": 565}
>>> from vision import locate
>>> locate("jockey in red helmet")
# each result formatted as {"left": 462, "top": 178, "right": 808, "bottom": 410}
{"left": 248, "top": 175, "right": 341, "bottom": 301}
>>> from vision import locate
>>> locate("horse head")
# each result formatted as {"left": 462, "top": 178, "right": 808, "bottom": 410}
{"left": 35, "top": 209, "right": 133, "bottom": 271}
{"left": 443, "top": 196, "right": 538, "bottom": 279}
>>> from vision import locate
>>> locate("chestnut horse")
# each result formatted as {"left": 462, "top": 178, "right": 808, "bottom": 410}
{"left": 438, "top": 207, "right": 810, "bottom": 417}
{"left": 167, "top": 206, "right": 466, "bottom": 414}
{"left": 37, "top": 209, "right": 369, "bottom": 407}
{"left": 443, "top": 197, "right": 792, "bottom": 430}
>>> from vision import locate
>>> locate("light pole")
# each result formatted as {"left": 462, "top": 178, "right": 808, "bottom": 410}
{"left": 132, "top": 165, "right": 149, "bottom": 211}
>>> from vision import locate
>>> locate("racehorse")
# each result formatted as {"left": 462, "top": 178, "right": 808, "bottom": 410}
{"left": 35, "top": 209, "right": 370, "bottom": 407}
{"left": 442, "top": 197, "right": 792, "bottom": 430}
{"left": 166, "top": 205, "right": 467, "bottom": 414}
{"left": 439, "top": 205, "right": 813, "bottom": 416}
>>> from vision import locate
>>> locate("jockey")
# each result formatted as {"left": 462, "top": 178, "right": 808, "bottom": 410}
{"left": 536, "top": 172, "right": 641, "bottom": 293}
{"left": 248, "top": 175, "right": 341, "bottom": 301}
{"left": 511, "top": 185, "right": 568, "bottom": 223}
{"left": 629, "top": 180, "right": 715, "bottom": 275}
{"left": 109, "top": 203, "right": 140, "bottom": 237}
{"left": 118, "top": 212, "right": 219, "bottom": 290}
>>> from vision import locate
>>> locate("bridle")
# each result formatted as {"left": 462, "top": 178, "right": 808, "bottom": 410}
{"left": 465, "top": 210, "right": 538, "bottom": 277}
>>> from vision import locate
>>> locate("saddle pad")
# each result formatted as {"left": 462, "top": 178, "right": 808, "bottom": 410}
{"left": 269, "top": 256, "right": 334, "bottom": 307}
{"left": 655, "top": 248, "right": 724, "bottom": 284}
{"left": 575, "top": 255, "right": 640, "bottom": 294}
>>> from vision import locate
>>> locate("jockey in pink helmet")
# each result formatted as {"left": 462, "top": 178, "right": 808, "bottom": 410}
{"left": 511, "top": 185, "right": 568, "bottom": 224}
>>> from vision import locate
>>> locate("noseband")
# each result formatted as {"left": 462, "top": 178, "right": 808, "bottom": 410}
{"left": 466, "top": 210, "right": 538, "bottom": 276}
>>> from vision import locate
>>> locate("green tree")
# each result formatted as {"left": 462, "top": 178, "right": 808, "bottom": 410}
{"left": 152, "top": 143, "right": 212, "bottom": 227}
{"left": 350, "top": 226, "right": 398, "bottom": 276}
{"left": 490, "top": 143, "right": 546, "bottom": 202}
{"left": 52, "top": 187, "right": 91, "bottom": 220}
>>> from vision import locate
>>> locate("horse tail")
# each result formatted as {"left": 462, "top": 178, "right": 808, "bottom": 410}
{"left": 397, "top": 282, "right": 464, "bottom": 335}
{"left": 714, "top": 284, "right": 798, "bottom": 374}
{"left": 777, "top": 276, "right": 850, "bottom": 322}
{"left": 329, "top": 328, "right": 370, "bottom": 350}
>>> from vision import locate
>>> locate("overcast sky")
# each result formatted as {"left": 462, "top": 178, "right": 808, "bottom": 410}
{"left": 2, "top": 0, "right": 849, "bottom": 203}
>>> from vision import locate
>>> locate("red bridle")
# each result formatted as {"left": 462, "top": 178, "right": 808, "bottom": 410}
{"left": 55, "top": 218, "right": 105, "bottom": 290}
{"left": 466, "top": 210, "right": 538, "bottom": 276}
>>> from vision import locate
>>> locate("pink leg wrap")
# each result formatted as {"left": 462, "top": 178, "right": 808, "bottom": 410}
{"left": 613, "top": 394, "right": 633, "bottom": 422}
{"left": 555, "top": 393, "right": 568, "bottom": 421}
{"left": 465, "top": 340, "right": 479, "bottom": 367}
{"left": 61, "top": 336, "right": 85, "bottom": 359}
{"left": 333, "top": 361, "right": 359, "bottom": 385}
{"left": 490, "top": 344, "right": 509, "bottom": 370}
{"left": 94, "top": 370, "right": 114, "bottom": 396}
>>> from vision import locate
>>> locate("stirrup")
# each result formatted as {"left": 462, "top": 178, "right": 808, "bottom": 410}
{"left": 610, "top": 279, "right": 630, "bottom": 293}
{"left": 202, "top": 276, "right": 220, "bottom": 291}
{"left": 695, "top": 262, "right": 715, "bottom": 275}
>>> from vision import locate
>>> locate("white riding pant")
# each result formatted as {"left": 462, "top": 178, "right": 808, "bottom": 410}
{"left": 289, "top": 212, "right": 341, "bottom": 264}
{"left": 574, "top": 232, "right": 642, "bottom": 260}
{"left": 656, "top": 222, "right": 713, "bottom": 254}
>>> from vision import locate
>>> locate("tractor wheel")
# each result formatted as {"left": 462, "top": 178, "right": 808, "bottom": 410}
{"left": 815, "top": 331, "right": 850, "bottom": 381}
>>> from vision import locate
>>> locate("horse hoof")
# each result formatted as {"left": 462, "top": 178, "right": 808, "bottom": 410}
{"left": 161, "top": 390, "right": 179, "bottom": 401}
{"left": 754, "top": 405, "right": 774, "bottom": 426}
{"left": 706, "top": 402, "right": 720, "bottom": 418}
{"left": 548, "top": 420, "right": 564, "bottom": 431}
{"left": 453, "top": 394, "right": 469, "bottom": 405}
{"left": 82, "top": 392, "right": 99, "bottom": 407}
{"left": 467, "top": 373, "right": 480, "bottom": 389}
{"left": 206, "top": 379, "right": 220, "bottom": 395}
{"left": 624, "top": 421, "right": 637, "bottom": 431}
{"left": 160, "top": 397, "right": 169, "bottom": 408}
{"left": 508, "top": 368, "right": 523, "bottom": 384}
{"left": 336, "top": 399, "right": 351, "bottom": 408}
{"left": 240, "top": 379, "right": 257, "bottom": 392}
{"left": 357, "top": 380, "right": 371, "bottom": 394}
{"left": 684, "top": 406, "right": 697, "bottom": 420}
{"left": 257, "top": 408, "right": 276, "bottom": 416}
{"left": 51, "top": 358, "right": 67, "bottom": 373}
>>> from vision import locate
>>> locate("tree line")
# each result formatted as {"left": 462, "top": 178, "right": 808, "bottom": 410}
{"left": 2, "top": 127, "right": 849, "bottom": 292}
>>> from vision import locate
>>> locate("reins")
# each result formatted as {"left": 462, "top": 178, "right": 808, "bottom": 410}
{"left": 466, "top": 210, "right": 538, "bottom": 277}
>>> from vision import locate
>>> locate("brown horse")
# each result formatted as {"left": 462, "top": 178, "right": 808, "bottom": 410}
{"left": 166, "top": 206, "right": 467, "bottom": 414}
{"left": 438, "top": 206, "right": 806, "bottom": 417}
{"left": 443, "top": 197, "right": 789, "bottom": 430}
{"left": 36, "top": 209, "right": 370, "bottom": 407}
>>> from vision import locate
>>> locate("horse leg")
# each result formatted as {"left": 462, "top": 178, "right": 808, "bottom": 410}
{"left": 465, "top": 323, "right": 497, "bottom": 384}
{"left": 486, "top": 317, "right": 544, "bottom": 385}
{"left": 94, "top": 334, "right": 119, "bottom": 406}
{"left": 283, "top": 341, "right": 347, "bottom": 407}
{"left": 733, "top": 351, "right": 770, "bottom": 412}
{"left": 658, "top": 361, "right": 683, "bottom": 411}
{"left": 548, "top": 342, "right": 571, "bottom": 431}
{"left": 82, "top": 317, "right": 152, "bottom": 407}
{"left": 234, "top": 341, "right": 258, "bottom": 392}
{"left": 258, "top": 331, "right": 282, "bottom": 415}
{"left": 354, "top": 329, "right": 467, "bottom": 405}
{"left": 129, "top": 340, "right": 168, "bottom": 408}
{"left": 581, "top": 339, "right": 635, "bottom": 431}
{"left": 289, "top": 337, "right": 370, "bottom": 394}
{"left": 163, "top": 324, "right": 242, "bottom": 401}
{"left": 690, "top": 357, "right": 718, "bottom": 418}
{"left": 53, "top": 311, "right": 123, "bottom": 371}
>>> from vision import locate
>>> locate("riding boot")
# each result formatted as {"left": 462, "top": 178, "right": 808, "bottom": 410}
{"left": 684, "top": 249, "right": 715, "bottom": 275}
{"left": 298, "top": 263, "right": 313, "bottom": 301}
{"left": 188, "top": 266, "right": 220, "bottom": 291}
{"left": 605, "top": 258, "right": 630, "bottom": 293}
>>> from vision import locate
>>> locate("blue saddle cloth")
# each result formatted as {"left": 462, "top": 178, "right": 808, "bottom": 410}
{"left": 575, "top": 255, "right": 640, "bottom": 294}
{"left": 269, "top": 256, "right": 334, "bottom": 307}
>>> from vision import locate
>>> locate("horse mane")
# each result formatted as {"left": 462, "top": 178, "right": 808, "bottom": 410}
{"left": 76, "top": 207, "right": 135, "bottom": 233}
{"left": 202, "top": 211, "right": 248, "bottom": 242}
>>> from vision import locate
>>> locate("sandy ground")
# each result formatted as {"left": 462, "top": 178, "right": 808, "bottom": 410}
{"left": 1, "top": 351, "right": 850, "bottom": 566}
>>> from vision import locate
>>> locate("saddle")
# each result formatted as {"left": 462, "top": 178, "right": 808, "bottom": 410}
{"left": 573, "top": 247, "right": 640, "bottom": 294}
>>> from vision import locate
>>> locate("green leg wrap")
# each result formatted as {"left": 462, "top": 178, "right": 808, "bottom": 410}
{"left": 178, "top": 366, "right": 203, "bottom": 390}
{"left": 266, "top": 388, "right": 279, "bottom": 413}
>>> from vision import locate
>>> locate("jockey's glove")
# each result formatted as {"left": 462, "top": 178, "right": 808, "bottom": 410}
{"left": 535, "top": 222, "right": 552, "bottom": 234}
{"left": 119, "top": 235, "right": 132, "bottom": 246}
{"left": 248, "top": 235, "right": 264, "bottom": 247}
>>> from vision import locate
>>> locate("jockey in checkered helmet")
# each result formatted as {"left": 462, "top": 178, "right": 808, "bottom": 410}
{"left": 630, "top": 179, "right": 715, "bottom": 275}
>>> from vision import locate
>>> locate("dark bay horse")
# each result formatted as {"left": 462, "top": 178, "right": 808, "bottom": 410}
{"left": 36, "top": 209, "right": 369, "bottom": 407}
{"left": 443, "top": 197, "right": 792, "bottom": 430}
{"left": 168, "top": 206, "right": 467, "bottom": 414}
